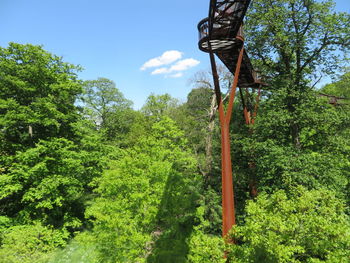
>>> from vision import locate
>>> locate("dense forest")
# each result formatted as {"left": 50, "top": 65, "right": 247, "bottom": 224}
{"left": 1, "top": 0, "right": 350, "bottom": 262}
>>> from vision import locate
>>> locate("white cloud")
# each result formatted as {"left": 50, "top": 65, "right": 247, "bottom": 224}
{"left": 168, "top": 58, "right": 200, "bottom": 72}
{"left": 140, "top": 50, "right": 182, "bottom": 70}
{"left": 141, "top": 50, "right": 200, "bottom": 78}
{"left": 169, "top": 73, "right": 183, "bottom": 78}
{"left": 150, "top": 58, "right": 200, "bottom": 76}
{"left": 151, "top": 67, "right": 169, "bottom": 75}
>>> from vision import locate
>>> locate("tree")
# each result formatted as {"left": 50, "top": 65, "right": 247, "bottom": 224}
{"left": 185, "top": 66, "right": 234, "bottom": 179}
{"left": 183, "top": 87, "right": 215, "bottom": 175}
{"left": 0, "top": 43, "right": 82, "bottom": 155}
{"left": 185, "top": 67, "right": 251, "bottom": 233}
{"left": 0, "top": 223, "right": 67, "bottom": 263}
{"left": 246, "top": 89, "right": 350, "bottom": 196}
{"left": 246, "top": 0, "right": 350, "bottom": 88}
{"left": 245, "top": 0, "right": 350, "bottom": 146}
{"left": 85, "top": 117, "right": 201, "bottom": 262}
{"left": 0, "top": 43, "right": 106, "bottom": 239}
{"left": 0, "top": 138, "right": 105, "bottom": 229}
{"left": 141, "top": 93, "right": 180, "bottom": 121}
{"left": 228, "top": 188, "right": 350, "bottom": 262}
{"left": 81, "top": 78, "right": 133, "bottom": 141}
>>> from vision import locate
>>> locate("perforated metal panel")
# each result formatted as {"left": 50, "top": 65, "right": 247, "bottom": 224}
{"left": 198, "top": 0, "right": 266, "bottom": 89}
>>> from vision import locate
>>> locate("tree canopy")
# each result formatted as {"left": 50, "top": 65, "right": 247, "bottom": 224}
{"left": 1, "top": 1, "right": 350, "bottom": 261}
{"left": 246, "top": 0, "right": 350, "bottom": 88}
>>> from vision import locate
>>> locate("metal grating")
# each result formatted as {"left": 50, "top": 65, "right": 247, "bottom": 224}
{"left": 198, "top": 0, "right": 267, "bottom": 89}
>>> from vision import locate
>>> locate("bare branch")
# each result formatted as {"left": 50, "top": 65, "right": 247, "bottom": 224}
{"left": 300, "top": 32, "right": 328, "bottom": 73}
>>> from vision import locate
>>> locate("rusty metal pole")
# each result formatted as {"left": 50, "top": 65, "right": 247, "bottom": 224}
{"left": 220, "top": 114, "right": 235, "bottom": 237}
{"left": 209, "top": 45, "right": 245, "bottom": 239}
{"left": 222, "top": 46, "right": 244, "bottom": 238}
{"left": 198, "top": 0, "right": 263, "bottom": 246}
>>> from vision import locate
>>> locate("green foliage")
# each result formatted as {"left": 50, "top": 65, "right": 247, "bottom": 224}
{"left": 141, "top": 93, "right": 180, "bottom": 121}
{"left": 0, "top": 42, "right": 82, "bottom": 154}
{"left": 187, "top": 230, "right": 225, "bottom": 263}
{"left": 81, "top": 78, "right": 134, "bottom": 142}
{"left": 0, "top": 223, "right": 68, "bottom": 263}
{"left": 0, "top": 138, "right": 103, "bottom": 229}
{"left": 186, "top": 206, "right": 225, "bottom": 263}
{"left": 248, "top": 88, "right": 350, "bottom": 195}
{"left": 86, "top": 117, "right": 201, "bottom": 262}
{"left": 0, "top": 43, "right": 106, "bottom": 245}
{"left": 246, "top": 0, "right": 350, "bottom": 86}
{"left": 47, "top": 237, "right": 99, "bottom": 263}
{"left": 228, "top": 188, "right": 350, "bottom": 262}
{"left": 321, "top": 71, "right": 350, "bottom": 100}
{"left": 183, "top": 87, "right": 213, "bottom": 153}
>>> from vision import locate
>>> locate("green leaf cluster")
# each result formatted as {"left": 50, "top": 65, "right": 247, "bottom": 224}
{"left": 228, "top": 188, "right": 350, "bottom": 262}
{"left": 0, "top": 223, "right": 68, "bottom": 263}
{"left": 85, "top": 117, "right": 201, "bottom": 262}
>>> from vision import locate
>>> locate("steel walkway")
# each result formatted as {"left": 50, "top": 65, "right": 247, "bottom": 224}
{"left": 198, "top": 0, "right": 264, "bottom": 89}
{"left": 197, "top": 0, "right": 263, "bottom": 240}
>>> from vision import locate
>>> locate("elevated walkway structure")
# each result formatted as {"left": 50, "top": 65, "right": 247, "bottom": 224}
{"left": 318, "top": 93, "right": 348, "bottom": 106}
{"left": 198, "top": 0, "right": 265, "bottom": 89}
{"left": 197, "top": 0, "right": 264, "bottom": 241}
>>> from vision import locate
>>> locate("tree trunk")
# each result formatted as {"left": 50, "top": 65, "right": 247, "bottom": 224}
{"left": 203, "top": 93, "right": 218, "bottom": 177}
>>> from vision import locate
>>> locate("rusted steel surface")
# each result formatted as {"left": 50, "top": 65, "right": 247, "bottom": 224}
{"left": 209, "top": 43, "right": 244, "bottom": 238}
{"left": 318, "top": 93, "right": 348, "bottom": 106}
{"left": 198, "top": 0, "right": 266, "bottom": 90}
{"left": 226, "top": 47, "right": 244, "bottom": 124}
{"left": 199, "top": 0, "right": 251, "bottom": 52}
{"left": 198, "top": 0, "right": 264, "bottom": 241}
{"left": 220, "top": 118, "right": 235, "bottom": 237}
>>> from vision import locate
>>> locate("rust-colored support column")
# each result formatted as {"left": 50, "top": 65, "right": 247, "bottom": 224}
{"left": 219, "top": 107, "right": 236, "bottom": 237}
{"left": 243, "top": 107, "right": 251, "bottom": 125}
{"left": 221, "top": 46, "right": 244, "bottom": 238}
{"left": 209, "top": 45, "right": 244, "bottom": 239}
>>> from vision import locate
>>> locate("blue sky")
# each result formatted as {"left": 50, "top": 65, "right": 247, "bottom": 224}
{"left": 0, "top": 0, "right": 349, "bottom": 109}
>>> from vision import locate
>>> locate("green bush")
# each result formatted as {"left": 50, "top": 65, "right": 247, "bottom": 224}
{"left": 86, "top": 117, "right": 201, "bottom": 262}
{"left": 228, "top": 188, "right": 350, "bottom": 262}
{"left": 187, "top": 230, "right": 225, "bottom": 263}
{"left": 0, "top": 223, "right": 67, "bottom": 263}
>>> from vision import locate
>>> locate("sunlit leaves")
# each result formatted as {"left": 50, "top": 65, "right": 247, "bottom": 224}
{"left": 228, "top": 188, "right": 350, "bottom": 262}
{"left": 86, "top": 117, "right": 200, "bottom": 262}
